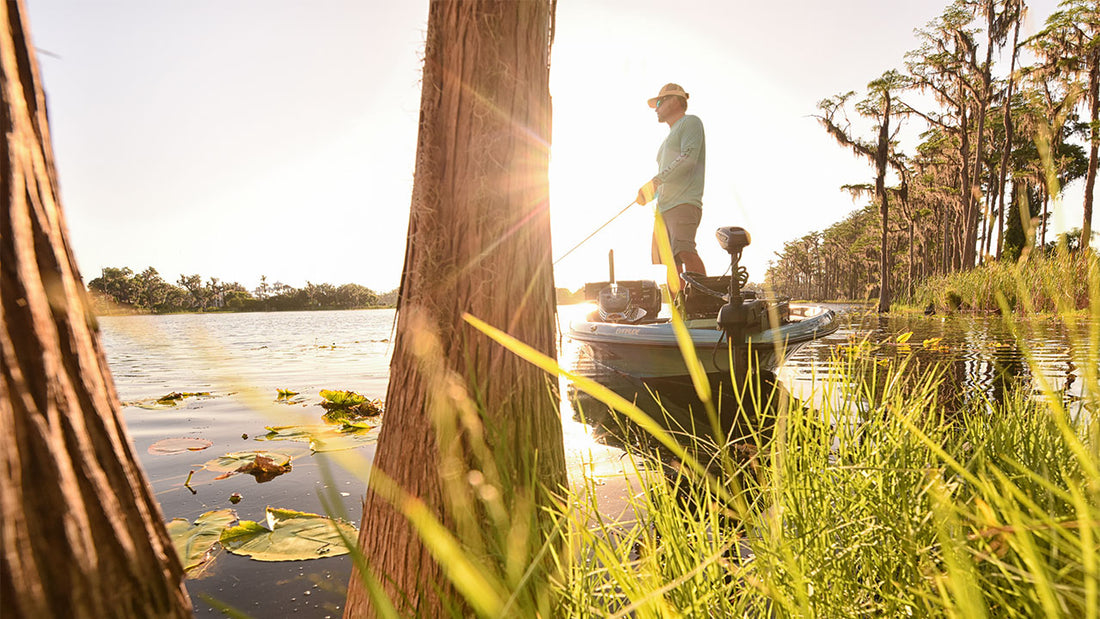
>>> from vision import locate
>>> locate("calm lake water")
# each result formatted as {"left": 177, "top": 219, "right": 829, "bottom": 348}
{"left": 99, "top": 305, "right": 1094, "bottom": 617}
{"left": 780, "top": 306, "right": 1094, "bottom": 413}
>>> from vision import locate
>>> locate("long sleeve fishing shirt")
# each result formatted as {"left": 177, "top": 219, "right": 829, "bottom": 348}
{"left": 654, "top": 114, "right": 706, "bottom": 214}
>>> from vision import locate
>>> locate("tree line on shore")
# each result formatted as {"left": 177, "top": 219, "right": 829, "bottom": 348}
{"left": 766, "top": 0, "right": 1098, "bottom": 310}
{"left": 86, "top": 266, "right": 398, "bottom": 313}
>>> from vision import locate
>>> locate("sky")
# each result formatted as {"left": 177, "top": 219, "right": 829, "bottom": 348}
{"left": 24, "top": 0, "right": 1080, "bottom": 294}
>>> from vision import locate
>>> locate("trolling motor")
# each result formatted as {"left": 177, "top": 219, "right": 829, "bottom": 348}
{"left": 715, "top": 226, "right": 752, "bottom": 342}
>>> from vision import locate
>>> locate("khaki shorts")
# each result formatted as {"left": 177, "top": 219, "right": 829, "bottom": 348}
{"left": 652, "top": 204, "right": 702, "bottom": 264}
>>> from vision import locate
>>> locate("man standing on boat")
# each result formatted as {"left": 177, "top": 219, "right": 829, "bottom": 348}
{"left": 636, "top": 82, "right": 707, "bottom": 276}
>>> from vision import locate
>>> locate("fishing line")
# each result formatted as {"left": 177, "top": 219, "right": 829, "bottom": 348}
{"left": 553, "top": 199, "right": 635, "bottom": 348}
{"left": 553, "top": 200, "right": 637, "bottom": 266}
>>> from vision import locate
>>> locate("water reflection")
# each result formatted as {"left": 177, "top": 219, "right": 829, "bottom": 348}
{"left": 92, "top": 305, "right": 1092, "bottom": 616}
{"left": 566, "top": 369, "right": 782, "bottom": 453}
{"left": 557, "top": 304, "right": 783, "bottom": 455}
{"left": 777, "top": 307, "right": 1091, "bottom": 416}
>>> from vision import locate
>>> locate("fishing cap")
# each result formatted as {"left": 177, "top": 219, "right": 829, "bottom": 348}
{"left": 647, "top": 83, "right": 689, "bottom": 108}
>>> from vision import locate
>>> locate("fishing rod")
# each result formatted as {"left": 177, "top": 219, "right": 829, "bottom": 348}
{"left": 553, "top": 200, "right": 637, "bottom": 266}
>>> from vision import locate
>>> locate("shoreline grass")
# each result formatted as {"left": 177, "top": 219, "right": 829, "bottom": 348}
{"left": 906, "top": 250, "right": 1098, "bottom": 315}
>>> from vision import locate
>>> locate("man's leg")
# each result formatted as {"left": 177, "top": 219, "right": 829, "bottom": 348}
{"left": 677, "top": 251, "right": 706, "bottom": 275}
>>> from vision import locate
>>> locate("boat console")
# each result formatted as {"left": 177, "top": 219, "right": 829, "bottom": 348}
{"left": 582, "top": 226, "right": 789, "bottom": 340}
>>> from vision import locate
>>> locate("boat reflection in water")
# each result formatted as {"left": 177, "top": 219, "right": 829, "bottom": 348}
{"left": 566, "top": 304, "right": 838, "bottom": 452}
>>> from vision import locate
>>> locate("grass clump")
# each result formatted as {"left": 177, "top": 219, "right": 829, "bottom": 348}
{"left": 546, "top": 348, "right": 1097, "bottom": 617}
{"left": 907, "top": 249, "right": 1097, "bottom": 314}
{"left": 552, "top": 255, "right": 1097, "bottom": 616}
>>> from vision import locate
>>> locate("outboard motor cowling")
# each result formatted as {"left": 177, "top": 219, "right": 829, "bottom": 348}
{"left": 597, "top": 285, "right": 646, "bottom": 323}
{"left": 584, "top": 280, "right": 662, "bottom": 324}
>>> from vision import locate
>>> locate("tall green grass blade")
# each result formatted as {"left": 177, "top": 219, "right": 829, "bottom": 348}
{"left": 461, "top": 312, "right": 722, "bottom": 499}
{"left": 653, "top": 210, "right": 714, "bottom": 408}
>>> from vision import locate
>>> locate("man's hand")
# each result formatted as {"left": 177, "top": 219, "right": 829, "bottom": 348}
{"left": 635, "top": 179, "right": 659, "bottom": 205}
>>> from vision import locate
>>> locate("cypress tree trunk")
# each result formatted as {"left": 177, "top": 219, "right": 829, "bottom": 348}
{"left": 959, "top": 96, "right": 977, "bottom": 270}
{"left": 875, "top": 92, "right": 891, "bottom": 313}
{"left": 996, "top": 11, "right": 1021, "bottom": 261}
{"left": 970, "top": 0, "right": 995, "bottom": 265}
{"left": 344, "top": 1, "right": 565, "bottom": 617}
{"left": 1, "top": 1, "right": 191, "bottom": 616}
{"left": 1082, "top": 46, "right": 1098, "bottom": 249}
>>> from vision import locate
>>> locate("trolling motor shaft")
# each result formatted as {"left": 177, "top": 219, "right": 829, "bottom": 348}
{"left": 715, "top": 226, "right": 751, "bottom": 342}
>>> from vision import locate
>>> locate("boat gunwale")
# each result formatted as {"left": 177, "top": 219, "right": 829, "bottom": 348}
{"left": 568, "top": 305, "right": 839, "bottom": 349}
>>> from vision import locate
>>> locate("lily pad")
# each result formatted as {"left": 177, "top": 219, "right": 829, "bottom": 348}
{"left": 148, "top": 437, "right": 213, "bottom": 455}
{"left": 203, "top": 451, "right": 292, "bottom": 482}
{"left": 320, "top": 389, "right": 366, "bottom": 408}
{"left": 321, "top": 408, "right": 369, "bottom": 425}
{"left": 258, "top": 424, "right": 378, "bottom": 453}
{"left": 319, "top": 390, "right": 383, "bottom": 418}
{"left": 166, "top": 509, "right": 238, "bottom": 577}
{"left": 218, "top": 507, "right": 356, "bottom": 562}
{"left": 126, "top": 391, "right": 213, "bottom": 410}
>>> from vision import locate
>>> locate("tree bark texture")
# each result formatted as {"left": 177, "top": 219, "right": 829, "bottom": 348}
{"left": 345, "top": 1, "right": 565, "bottom": 617}
{"left": 0, "top": 1, "right": 192, "bottom": 617}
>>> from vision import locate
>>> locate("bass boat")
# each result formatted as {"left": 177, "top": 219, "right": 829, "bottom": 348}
{"left": 567, "top": 226, "right": 839, "bottom": 440}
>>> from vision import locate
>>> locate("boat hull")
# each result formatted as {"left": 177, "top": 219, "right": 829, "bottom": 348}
{"left": 566, "top": 304, "right": 839, "bottom": 443}
{"left": 568, "top": 303, "right": 838, "bottom": 382}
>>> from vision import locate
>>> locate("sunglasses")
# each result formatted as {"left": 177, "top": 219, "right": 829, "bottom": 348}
{"left": 656, "top": 96, "right": 675, "bottom": 108}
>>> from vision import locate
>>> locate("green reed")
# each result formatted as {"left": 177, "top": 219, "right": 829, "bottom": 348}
{"left": 907, "top": 249, "right": 1097, "bottom": 314}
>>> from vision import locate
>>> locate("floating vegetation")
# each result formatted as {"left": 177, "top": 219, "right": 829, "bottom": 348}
{"left": 157, "top": 391, "right": 211, "bottom": 403}
{"left": 203, "top": 451, "right": 293, "bottom": 483}
{"left": 319, "top": 389, "right": 383, "bottom": 419}
{"left": 166, "top": 507, "right": 355, "bottom": 573}
{"left": 229, "top": 492, "right": 242, "bottom": 504}
{"left": 126, "top": 391, "right": 213, "bottom": 410}
{"left": 922, "top": 336, "right": 944, "bottom": 350}
{"left": 258, "top": 423, "right": 378, "bottom": 453}
{"left": 147, "top": 437, "right": 213, "bottom": 455}
{"left": 165, "top": 509, "right": 238, "bottom": 578}
{"left": 321, "top": 409, "right": 370, "bottom": 425}
{"left": 218, "top": 507, "right": 356, "bottom": 562}
{"left": 274, "top": 388, "right": 307, "bottom": 406}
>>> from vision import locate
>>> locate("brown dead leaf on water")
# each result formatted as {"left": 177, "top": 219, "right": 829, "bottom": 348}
{"left": 207, "top": 452, "right": 293, "bottom": 483}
